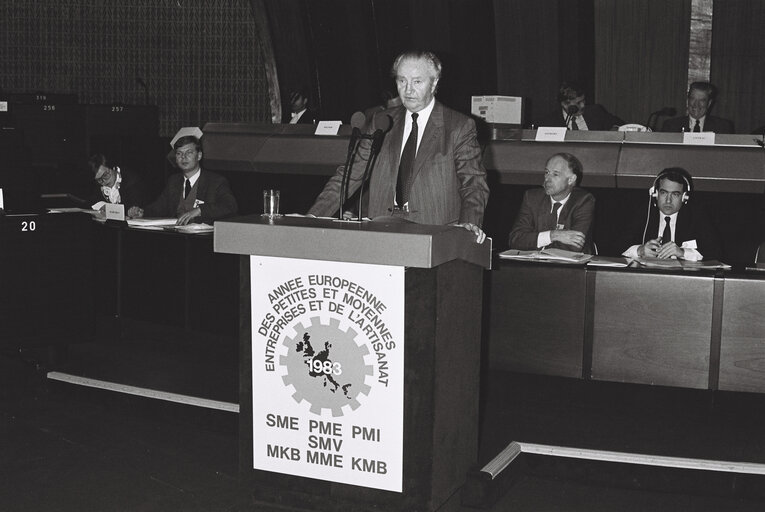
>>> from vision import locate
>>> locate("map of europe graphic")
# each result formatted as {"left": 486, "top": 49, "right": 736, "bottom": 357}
{"left": 296, "top": 332, "right": 353, "bottom": 398}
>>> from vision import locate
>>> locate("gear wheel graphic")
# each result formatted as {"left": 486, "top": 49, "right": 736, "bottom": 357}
{"left": 280, "top": 316, "right": 373, "bottom": 417}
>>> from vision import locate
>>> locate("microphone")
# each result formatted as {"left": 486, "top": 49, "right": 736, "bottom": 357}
{"left": 338, "top": 111, "right": 367, "bottom": 219}
{"left": 646, "top": 107, "right": 676, "bottom": 130}
{"left": 136, "top": 76, "right": 149, "bottom": 105}
{"left": 564, "top": 105, "right": 579, "bottom": 128}
{"left": 357, "top": 114, "right": 393, "bottom": 220}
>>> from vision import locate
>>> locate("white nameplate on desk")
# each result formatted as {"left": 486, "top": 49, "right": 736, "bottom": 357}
{"left": 314, "top": 120, "right": 342, "bottom": 135}
{"left": 535, "top": 127, "right": 567, "bottom": 141}
{"left": 683, "top": 132, "right": 715, "bottom": 145}
{"left": 0, "top": 101, "right": 7, "bottom": 112}
{"left": 105, "top": 203, "right": 125, "bottom": 221}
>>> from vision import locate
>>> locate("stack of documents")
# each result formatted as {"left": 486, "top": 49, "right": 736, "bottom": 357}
{"left": 127, "top": 218, "right": 177, "bottom": 229}
{"left": 499, "top": 248, "right": 593, "bottom": 264}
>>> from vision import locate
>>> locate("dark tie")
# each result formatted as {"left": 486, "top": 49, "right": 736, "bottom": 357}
{"left": 184, "top": 178, "right": 191, "bottom": 199}
{"left": 552, "top": 202, "right": 562, "bottom": 216}
{"left": 662, "top": 216, "right": 672, "bottom": 243}
{"left": 693, "top": 119, "right": 700, "bottom": 132}
{"left": 396, "top": 112, "right": 419, "bottom": 206}
{"left": 571, "top": 117, "right": 579, "bottom": 130}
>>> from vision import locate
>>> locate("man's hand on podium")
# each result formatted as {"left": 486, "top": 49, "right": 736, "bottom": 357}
{"left": 455, "top": 222, "right": 486, "bottom": 244}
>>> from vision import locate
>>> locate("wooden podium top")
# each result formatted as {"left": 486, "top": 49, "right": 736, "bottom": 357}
{"left": 213, "top": 214, "right": 492, "bottom": 269}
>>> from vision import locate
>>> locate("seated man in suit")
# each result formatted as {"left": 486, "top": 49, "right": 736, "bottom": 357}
{"left": 128, "top": 130, "right": 238, "bottom": 225}
{"left": 283, "top": 87, "right": 318, "bottom": 124}
{"left": 661, "top": 81, "right": 735, "bottom": 133}
{"left": 308, "top": 50, "right": 489, "bottom": 243}
{"left": 508, "top": 152, "right": 595, "bottom": 253}
{"left": 538, "top": 81, "right": 623, "bottom": 131}
{"left": 88, "top": 153, "right": 146, "bottom": 211}
{"left": 622, "top": 167, "right": 721, "bottom": 261}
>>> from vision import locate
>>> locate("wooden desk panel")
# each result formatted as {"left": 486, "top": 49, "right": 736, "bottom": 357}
{"left": 483, "top": 140, "right": 619, "bottom": 188}
{"left": 488, "top": 263, "right": 586, "bottom": 378}
{"left": 591, "top": 271, "right": 713, "bottom": 388}
{"left": 719, "top": 277, "right": 765, "bottom": 393}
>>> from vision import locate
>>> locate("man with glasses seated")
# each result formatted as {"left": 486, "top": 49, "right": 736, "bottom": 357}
{"left": 128, "top": 128, "right": 238, "bottom": 226}
{"left": 89, "top": 153, "right": 146, "bottom": 211}
{"left": 622, "top": 167, "right": 721, "bottom": 261}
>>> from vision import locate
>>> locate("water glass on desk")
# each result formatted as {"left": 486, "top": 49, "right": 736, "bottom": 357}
{"left": 263, "top": 189, "right": 281, "bottom": 218}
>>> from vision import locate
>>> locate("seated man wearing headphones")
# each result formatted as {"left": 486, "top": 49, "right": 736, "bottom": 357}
{"left": 622, "top": 167, "right": 721, "bottom": 261}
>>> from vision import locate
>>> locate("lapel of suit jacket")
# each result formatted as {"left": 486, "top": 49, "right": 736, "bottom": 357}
{"left": 386, "top": 107, "right": 406, "bottom": 175}
{"left": 195, "top": 169, "right": 207, "bottom": 200}
{"left": 409, "top": 101, "right": 444, "bottom": 189}
{"left": 675, "top": 208, "right": 691, "bottom": 242}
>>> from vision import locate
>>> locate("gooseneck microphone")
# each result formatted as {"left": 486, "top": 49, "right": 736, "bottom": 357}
{"left": 564, "top": 105, "right": 579, "bottom": 129}
{"left": 356, "top": 114, "right": 393, "bottom": 221}
{"left": 338, "top": 111, "right": 367, "bottom": 219}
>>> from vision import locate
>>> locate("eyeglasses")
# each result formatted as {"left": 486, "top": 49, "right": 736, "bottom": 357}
{"left": 176, "top": 149, "right": 198, "bottom": 159}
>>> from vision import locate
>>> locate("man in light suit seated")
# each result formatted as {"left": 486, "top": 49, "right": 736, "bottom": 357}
{"left": 622, "top": 167, "right": 721, "bottom": 261}
{"left": 308, "top": 50, "right": 489, "bottom": 243}
{"left": 508, "top": 152, "right": 595, "bottom": 253}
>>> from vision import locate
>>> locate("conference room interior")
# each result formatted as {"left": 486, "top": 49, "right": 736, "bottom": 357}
{"left": 3, "top": 1, "right": 765, "bottom": 511}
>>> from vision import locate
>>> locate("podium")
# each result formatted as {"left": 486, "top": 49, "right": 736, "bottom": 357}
{"left": 214, "top": 215, "right": 491, "bottom": 511}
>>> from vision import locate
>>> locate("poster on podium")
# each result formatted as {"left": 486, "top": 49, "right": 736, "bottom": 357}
{"left": 250, "top": 255, "right": 405, "bottom": 492}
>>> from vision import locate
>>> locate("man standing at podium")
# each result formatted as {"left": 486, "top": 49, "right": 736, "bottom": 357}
{"left": 128, "top": 128, "right": 238, "bottom": 225}
{"left": 508, "top": 153, "right": 595, "bottom": 253}
{"left": 308, "top": 50, "right": 488, "bottom": 243}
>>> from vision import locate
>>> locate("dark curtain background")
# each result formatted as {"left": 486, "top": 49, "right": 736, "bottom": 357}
{"left": 593, "top": 0, "right": 691, "bottom": 128}
{"left": 711, "top": 0, "right": 765, "bottom": 135}
{"left": 494, "top": 0, "right": 595, "bottom": 127}
{"left": 265, "top": 0, "right": 497, "bottom": 122}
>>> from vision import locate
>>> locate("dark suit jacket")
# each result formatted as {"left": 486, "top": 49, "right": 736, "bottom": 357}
{"left": 629, "top": 205, "right": 722, "bottom": 260}
{"left": 143, "top": 169, "right": 238, "bottom": 223}
{"left": 309, "top": 101, "right": 489, "bottom": 226}
{"left": 538, "top": 104, "right": 623, "bottom": 131}
{"left": 661, "top": 115, "right": 735, "bottom": 134}
{"left": 283, "top": 108, "right": 318, "bottom": 124}
{"left": 508, "top": 187, "right": 596, "bottom": 253}
{"left": 90, "top": 167, "right": 146, "bottom": 208}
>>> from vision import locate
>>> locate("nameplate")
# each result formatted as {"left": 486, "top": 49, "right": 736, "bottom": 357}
{"left": 683, "top": 132, "right": 715, "bottom": 145}
{"left": 0, "top": 101, "right": 7, "bottom": 112}
{"left": 314, "top": 120, "right": 342, "bottom": 135}
{"left": 535, "top": 127, "right": 567, "bottom": 141}
{"left": 105, "top": 203, "right": 125, "bottom": 221}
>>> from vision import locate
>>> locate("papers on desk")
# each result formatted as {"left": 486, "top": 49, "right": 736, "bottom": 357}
{"left": 499, "top": 248, "right": 593, "bottom": 264}
{"left": 48, "top": 207, "right": 96, "bottom": 214}
{"left": 127, "top": 218, "right": 178, "bottom": 229}
{"left": 173, "top": 223, "right": 214, "bottom": 233}
{"left": 586, "top": 256, "right": 630, "bottom": 267}
{"left": 632, "top": 258, "right": 731, "bottom": 270}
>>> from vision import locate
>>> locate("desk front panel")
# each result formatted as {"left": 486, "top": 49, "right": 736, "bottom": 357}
{"left": 488, "top": 262, "right": 586, "bottom": 378}
{"left": 591, "top": 271, "right": 713, "bottom": 388}
{"left": 0, "top": 212, "right": 94, "bottom": 347}
{"left": 483, "top": 140, "right": 619, "bottom": 188}
{"left": 719, "top": 276, "right": 765, "bottom": 393}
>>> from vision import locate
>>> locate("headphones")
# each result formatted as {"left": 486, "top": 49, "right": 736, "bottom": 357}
{"left": 648, "top": 168, "right": 691, "bottom": 205}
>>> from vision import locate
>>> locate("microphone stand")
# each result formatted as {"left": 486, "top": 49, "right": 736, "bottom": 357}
{"left": 356, "top": 132, "right": 385, "bottom": 222}
{"left": 338, "top": 129, "right": 360, "bottom": 220}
